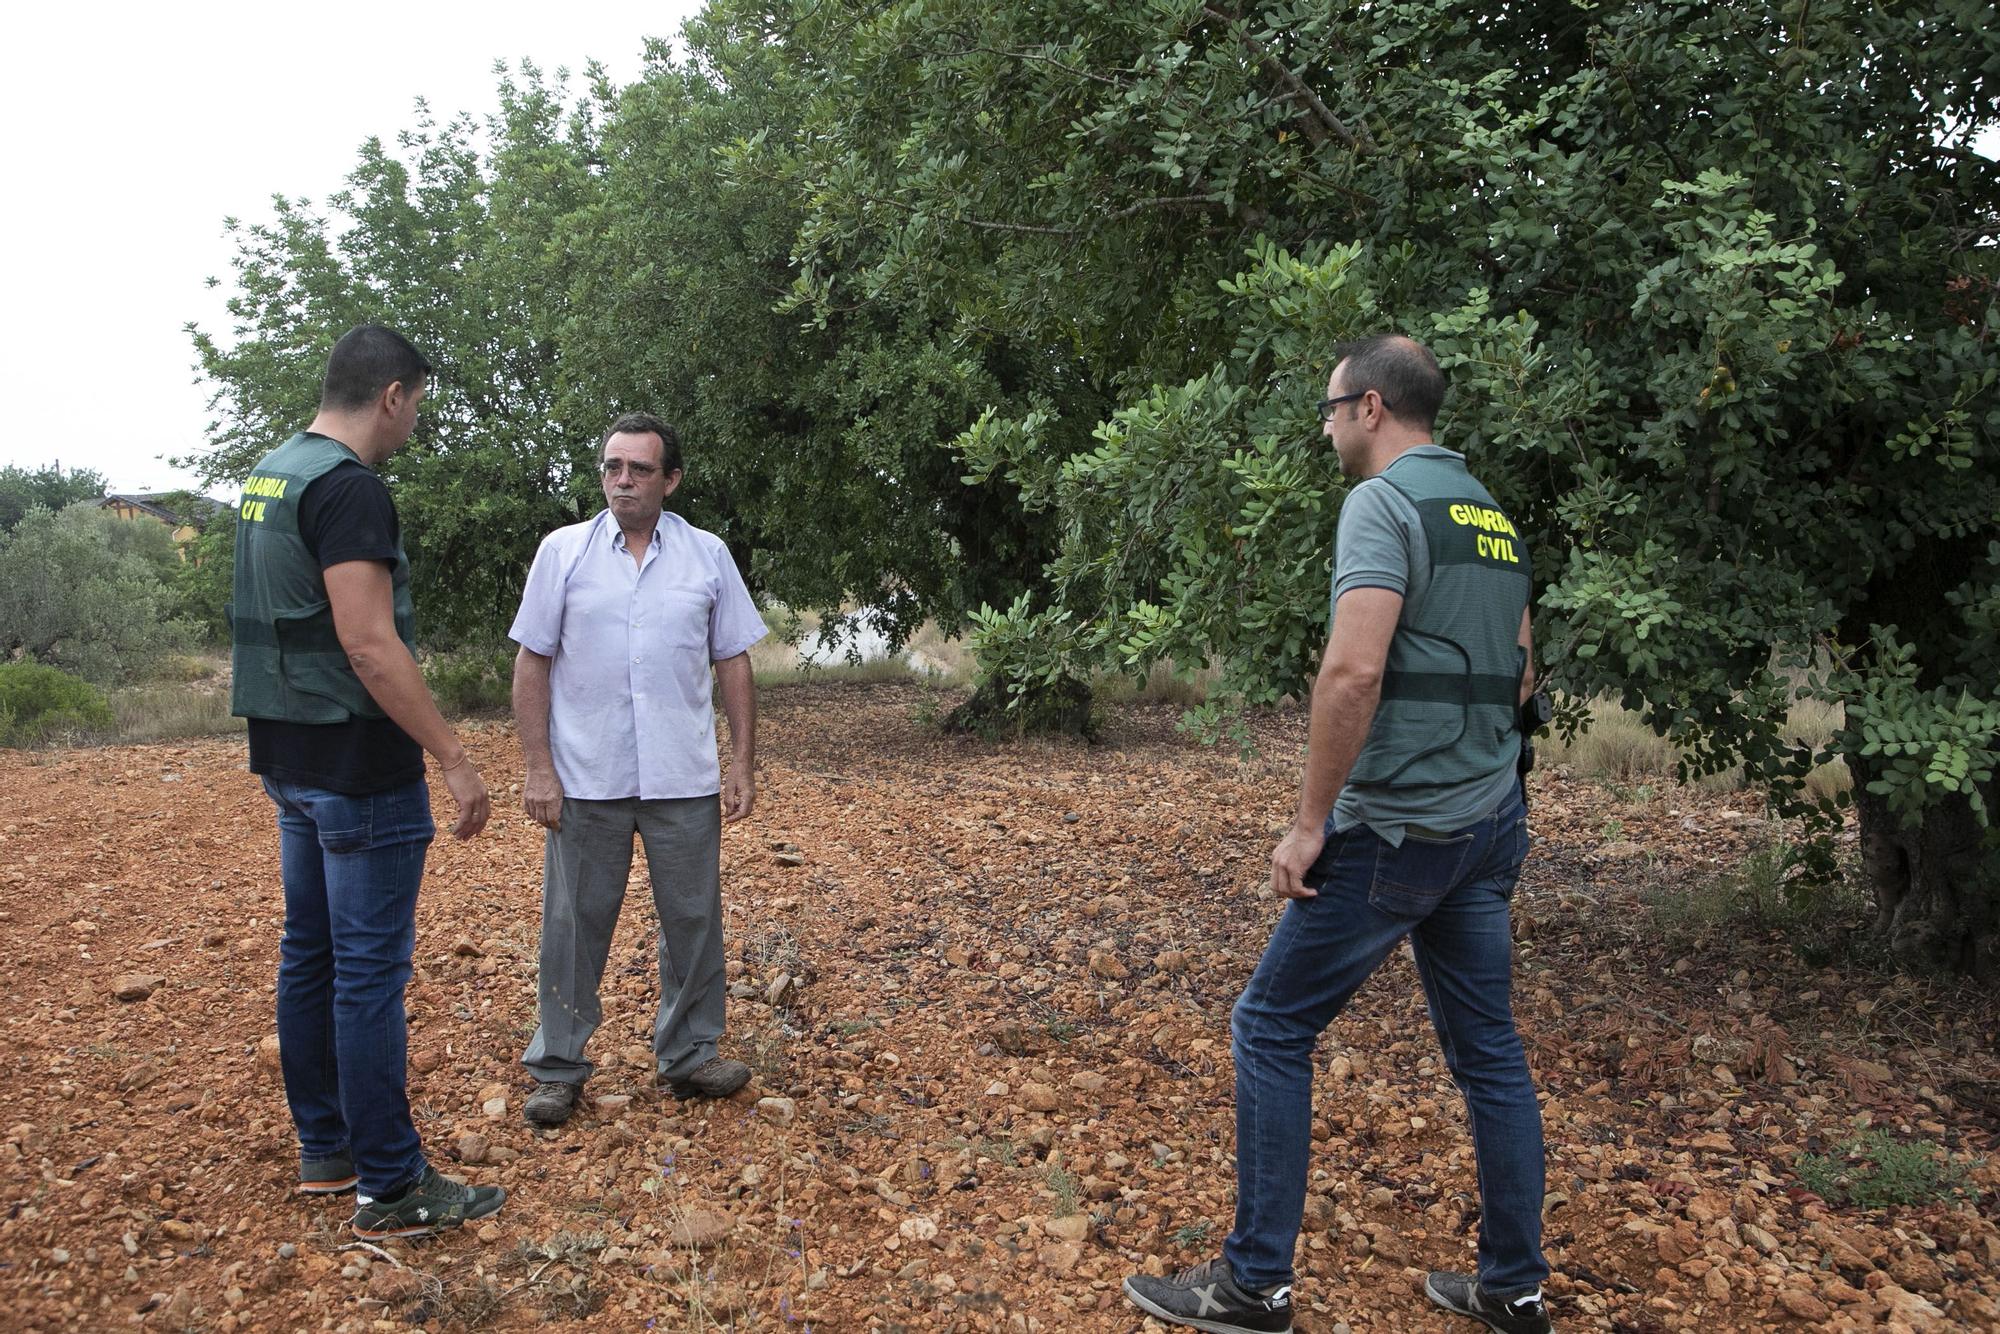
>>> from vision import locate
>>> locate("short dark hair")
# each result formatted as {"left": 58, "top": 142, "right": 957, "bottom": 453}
{"left": 600, "top": 412, "right": 682, "bottom": 475}
{"left": 320, "top": 325, "right": 432, "bottom": 411}
{"left": 1333, "top": 334, "right": 1446, "bottom": 429}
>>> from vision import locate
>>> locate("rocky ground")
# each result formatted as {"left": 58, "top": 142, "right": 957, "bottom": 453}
{"left": 1, "top": 683, "right": 1995, "bottom": 1332}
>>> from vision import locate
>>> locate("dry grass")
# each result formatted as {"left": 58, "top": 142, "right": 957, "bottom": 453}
{"left": 1096, "top": 660, "right": 1219, "bottom": 708}
{"left": 1542, "top": 694, "right": 1848, "bottom": 798}
{"left": 107, "top": 683, "right": 242, "bottom": 743}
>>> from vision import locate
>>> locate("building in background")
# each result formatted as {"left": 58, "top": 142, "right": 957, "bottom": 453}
{"left": 96, "top": 492, "right": 225, "bottom": 557}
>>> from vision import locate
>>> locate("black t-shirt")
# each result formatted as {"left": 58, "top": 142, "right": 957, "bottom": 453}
{"left": 247, "top": 458, "right": 426, "bottom": 795}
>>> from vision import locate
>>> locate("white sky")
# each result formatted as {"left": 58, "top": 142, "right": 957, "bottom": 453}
{"left": 0, "top": 2, "right": 701, "bottom": 496}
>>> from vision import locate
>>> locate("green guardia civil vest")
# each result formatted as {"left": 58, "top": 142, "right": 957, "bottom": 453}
{"left": 1345, "top": 450, "right": 1533, "bottom": 793}
{"left": 227, "top": 433, "right": 415, "bottom": 723}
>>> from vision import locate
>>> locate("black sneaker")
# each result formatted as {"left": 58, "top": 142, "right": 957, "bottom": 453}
{"left": 350, "top": 1165, "right": 507, "bottom": 1240}
{"left": 523, "top": 1080, "right": 582, "bottom": 1126}
{"left": 1122, "top": 1257, "right": 1293, "bottom": 1333}
{"left": 1425, "top": 1271, "right": 1553, "bottom": 1334}
{"left": 298, "top": 1154, "right": 358, "bottom": 1195}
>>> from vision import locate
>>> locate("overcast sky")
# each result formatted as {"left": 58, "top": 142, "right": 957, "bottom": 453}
{"left": 0, "top": 2, "right": 701, "bottom": 496}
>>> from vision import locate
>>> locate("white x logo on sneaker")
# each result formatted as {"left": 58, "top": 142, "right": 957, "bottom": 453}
{"left": 1192, "top": 1283, "right": 1225, "bottom": 1315}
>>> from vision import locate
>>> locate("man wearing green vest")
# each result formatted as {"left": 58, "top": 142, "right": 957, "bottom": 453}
{"left": 1125, "top": 336, "right": 1549, "bottom": 1334}
{"left": 230, "top": 324, "right": 506, "bottom": 1239}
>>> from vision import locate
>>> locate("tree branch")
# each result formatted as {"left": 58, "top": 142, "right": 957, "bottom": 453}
{"left": 947, "top": 45, "right": 1135, "bottom": 89}
{"left": 1201, "top": 6, "right": 1371, "bottom": 152}
{"left": 859, "top": 192, "right": 1228, "bottom": 238}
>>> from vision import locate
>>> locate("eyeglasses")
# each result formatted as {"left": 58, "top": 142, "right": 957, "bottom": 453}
{"left": 1317, "top": 390, "right": 1393, "bottom": 421}
{"left": 600, "top": 459, "right": 662, "bottom": 479}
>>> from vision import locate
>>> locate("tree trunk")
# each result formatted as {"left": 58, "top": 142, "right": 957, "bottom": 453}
{"left": 942, "top": 676, "right": 1095, "bottom": 739}
{"left": 1849, "top": 756, "right": 2000, "bottom": 982}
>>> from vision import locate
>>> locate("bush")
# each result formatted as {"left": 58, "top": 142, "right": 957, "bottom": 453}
{"left": 171, "top": 514, "right": 235, "bottom": 645}
{"left": 423, "top": 643, "right": 516, "bottom": 715}
{"left": 1794, "top": 1131, "right": 1982, "bottom": 1209}
{"left": 1644, "top": 844, "right": 1869, "bottom": 963}
{"left": 0, "top": 505, "right": 194, "bottom": 683}
{"left": 0, "top": 663, "right": 115, "bottom": 745}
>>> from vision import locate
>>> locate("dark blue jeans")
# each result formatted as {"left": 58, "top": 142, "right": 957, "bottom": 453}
{"left": 1224, "top": 792, "right": 1546, "bottom": 1298}
{"left": 264, "top": 777, "right": 433, "bottom": 1198}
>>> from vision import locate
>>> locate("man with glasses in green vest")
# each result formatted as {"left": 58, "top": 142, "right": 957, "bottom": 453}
{"left": 230, "top": 324, "right": 507, "bottom": 1239}
{"left": 1124, "top": 335, "right": 1549, "bottom": 1333}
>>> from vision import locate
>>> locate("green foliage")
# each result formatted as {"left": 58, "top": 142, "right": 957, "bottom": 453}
{"left": 186, "top": 69, "right": 624, "bottom": 641}
{"left": 0, "top": 506, "right": 194, "bottom": 684}
{"left": 0, "top": 663, "right": 115, "bottom": 745}
{"left": 190, "top": 37, "right": 1060, "bottom": 652}
{"left": 171, "top": 513, "right": 236, "bottom": 644}
{"left": 423, "top": 643, "right": 516, "bottom": 715}
{"left": 1645, "top": 844, "right": 1869, "bottom": 956}
{"left": 0, "top": 464, "right": 107, "bottom": 533}
{"left": 1846, "top": 626, "right": 2000, "bottom": 824}
{"left": 763, "top": 0, "right": 1999, "bottom": 862}
{"left": 186, "top": 1, "right": 2000, "bottom": 959}
{"left": 1042, "top": 1162, "right": 1082, "bottom": 1217}
{"left": 1793, "top": 1131, "right": 1982, "bottom": 1210}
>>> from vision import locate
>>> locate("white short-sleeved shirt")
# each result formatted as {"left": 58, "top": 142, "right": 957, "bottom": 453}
{"left": 509, "top": 509, "right": 767, "bottom": 800}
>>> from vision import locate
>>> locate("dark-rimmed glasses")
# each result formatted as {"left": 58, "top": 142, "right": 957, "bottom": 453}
{"left": 1317, "top": 390, "right": 1393, "bottom": 421}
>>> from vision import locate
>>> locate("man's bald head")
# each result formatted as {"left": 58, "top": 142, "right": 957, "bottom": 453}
{"left": 1331, "top": 334, "right": 1446, "bottom": 430}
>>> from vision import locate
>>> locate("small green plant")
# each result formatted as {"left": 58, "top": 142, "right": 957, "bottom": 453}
{"left": 913, "top": 679, "right": 944, "bottom": 729}
{"left": 1793, "top": 1131, "right": 1981, "bottom": 1209}
{"left": 1044, "top": 1163, "right": 1082, "bottom": 1216}
{"left": 1043, "top": 1016, "right": 1080, "bottom": 1043}
{"left": 1171, "top": 1220, "right": 1213, "bottom": 1248}
{"left": 422, "top": 643, "right": 515, "bottom": 714}
{"left": 1645, "top": 844, "right": 1869, "bottom": 956}
{"left": 1598, "top": 815, "right": 1627, "bottom": 842}
{"left": 0, "top": 663, "right": 114, "bottom": 745}
{"left": 959, "top": 1136, "right": 1019, "bottom": 1167}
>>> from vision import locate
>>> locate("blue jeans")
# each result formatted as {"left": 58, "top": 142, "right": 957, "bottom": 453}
{"left": 264, "top": 777, "right": 434, "bottom": 1197}
{"left": 1224, "top": 792, "right": 1546, "bottom": 1298}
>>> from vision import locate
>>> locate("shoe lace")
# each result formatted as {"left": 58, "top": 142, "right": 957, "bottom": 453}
{"left": 532, "top": 1080, "right": 572, "bottom": 1098}
{"left": 1170, "top": 1257, "right": 1231, "bottom": 1286}
{"left": 416, "top": 1166, "right": 473, "bottom": 1206}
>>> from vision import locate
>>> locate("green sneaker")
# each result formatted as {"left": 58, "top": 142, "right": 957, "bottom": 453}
{"left": 299, "top": 1154, "right": 358, "bottom": 1195}
{"left": 350, "top": 1165, "right": 507, "bottom": 1239}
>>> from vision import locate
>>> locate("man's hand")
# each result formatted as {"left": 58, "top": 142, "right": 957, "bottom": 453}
{"left": 722, "top": 767, "right": 756, "bottom": 823}
{"left": 1270, "top": 823, "right": 1325, "bottom": 900}
{"left": 523, "top": 766, "right": 563, "bottom": 831}
{"left": 441, "top": 759, "right": 491, "bottom": 839}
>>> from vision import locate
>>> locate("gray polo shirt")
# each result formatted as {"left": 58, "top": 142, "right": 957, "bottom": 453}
{"left": 1328, "top": 445, "right": 1521, "bottom": 844}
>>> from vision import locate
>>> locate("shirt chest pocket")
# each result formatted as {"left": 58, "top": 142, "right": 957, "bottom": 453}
{"left": 647, "top": 586, "right": 713, "bottom": 652}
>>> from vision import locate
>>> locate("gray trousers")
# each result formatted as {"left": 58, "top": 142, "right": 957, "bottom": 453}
{"left": 522, "top": 796, "right": 725, "bottom": 1085}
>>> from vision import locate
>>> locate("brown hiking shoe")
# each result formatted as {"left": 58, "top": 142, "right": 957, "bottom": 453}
{"left": 666, "top": 1056, "right": 750, "bottom": 1100}
{"left": 523, "top": 1080, "right": 582, "bottom": 1126}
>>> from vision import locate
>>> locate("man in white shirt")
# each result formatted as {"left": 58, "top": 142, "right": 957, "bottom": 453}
{"left": 509, "top": 412, "right": 768, "bottom": 1125}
